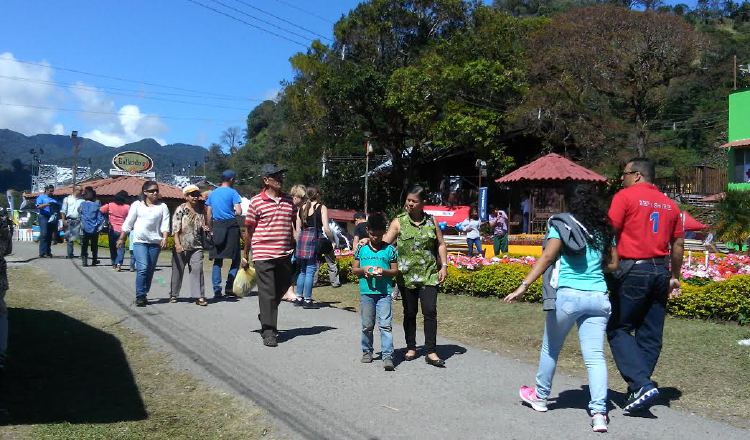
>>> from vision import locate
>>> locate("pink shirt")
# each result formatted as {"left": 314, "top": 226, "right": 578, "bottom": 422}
{"left": 100, "top": 202, "right": 131, "bottom": 233}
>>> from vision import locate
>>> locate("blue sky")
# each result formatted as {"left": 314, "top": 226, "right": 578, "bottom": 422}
{"left": 0, "top": 0, "right": 361, "bottom": 147}
{"left": 0, "top": 0, "right": 698, "bottom": 148}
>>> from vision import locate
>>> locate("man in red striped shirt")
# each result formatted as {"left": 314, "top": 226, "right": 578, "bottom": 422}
{"left": 242, "top": 164, "right": 295, "bottom": 347}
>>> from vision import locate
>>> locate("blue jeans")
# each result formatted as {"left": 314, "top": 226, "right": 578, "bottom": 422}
{"left": 212, "top": 256, "right": 240, "bottom": 295}
{"left": 38, "top": 215, "right": 53, "bottom": 256}
{"left": 466, "top": 237, "right": 482, "bottom": 256}
{"left": 607, "top": 263, "right": 670, "bottom": 393}
{"left": 360, "top": 293, "right": 393, "bottom": 359}
{"left": 133, "top": 243, "right": 161, "bottom": 299}
{"left": 296, "top": 258, "right": 317, "bottom": 300}
{"left": 108, "top": 229, "right": 125, "bottom": 266}
{"left": 535, "top": 287, "right": 611, "bottom": 414}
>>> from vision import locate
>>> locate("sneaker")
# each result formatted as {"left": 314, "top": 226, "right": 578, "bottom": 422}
{"left": 293, "top": 298, "right": 304, "bottom": 307}
{"left": 519, "top": 385, "right": 548, "bottom": 412}
{"left": 591, "top": 413, "right": 608, "bottom": 433}
{"left": 361, "top": 352, "right": 373, "bottom": 363}
{"left": 302, "top": 300, "right": 315, "bottom": 309}
{"left": 262, "top": 334, "right": 278, "bottom": 347}
{"left": 624, "top": 384, "right": 659, "bottom": 413}
{"left": 135, "top": 297, "right": 148, "bottom": 307}
{"left": 383, "top": 358, "right": 395, "bottom": 371}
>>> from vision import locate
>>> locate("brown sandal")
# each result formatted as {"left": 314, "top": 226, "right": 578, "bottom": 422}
{"left": 404, "top": 349, "right": 417, "bottom": 361}
{"left": 196, "top": 297, "right": 208, "bottom": 306}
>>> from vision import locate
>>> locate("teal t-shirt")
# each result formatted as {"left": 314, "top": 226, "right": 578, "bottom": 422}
{"left": 354, "top": 243, "right": 398, "bottom": 295}
{"left": 547, "top": 226, "right": 607, "bottom": 292}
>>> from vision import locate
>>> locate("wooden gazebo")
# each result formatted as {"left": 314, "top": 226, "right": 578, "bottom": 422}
{"left": 495, "top": 153, "right": 608, "bottom": 234}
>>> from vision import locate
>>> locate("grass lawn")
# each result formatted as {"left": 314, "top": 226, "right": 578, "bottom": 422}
{"left": 313, "top": 283, "right": 750, "bottom": 430}
{"left": 0, "top": 266, "right": 275, "bottom": 439}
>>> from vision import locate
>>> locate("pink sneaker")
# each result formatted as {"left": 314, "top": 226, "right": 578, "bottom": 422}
{"left": 519, "top": 385, "right": 548, "bottom": 412}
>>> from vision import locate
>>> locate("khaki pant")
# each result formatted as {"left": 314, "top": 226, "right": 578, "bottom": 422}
{"left": 170, "top": 249, "right": 205, "bottom": 298}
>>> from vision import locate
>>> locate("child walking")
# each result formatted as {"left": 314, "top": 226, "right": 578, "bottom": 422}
{"left": 351, "top": 213, "right": 399, "bottom": 371}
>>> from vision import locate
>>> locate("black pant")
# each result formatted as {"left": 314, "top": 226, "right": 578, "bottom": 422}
{"left": 81, "top": 232, "right": 99, "bottom": 262}
{"left": 402, "top": 285, "right": 438, "bottom": 354}
{"left": 606, "top": 263, "right": 670, "bottom": 392}
{"left": 255, "top": 255, "right": 293, "bottom": 336}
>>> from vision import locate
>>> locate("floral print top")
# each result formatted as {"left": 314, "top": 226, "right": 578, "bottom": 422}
{"left": 172, "top": 203, "right": 206, "bottom": 251}
{"left": 396, "top": 212, "right": 439, "bottom": 288}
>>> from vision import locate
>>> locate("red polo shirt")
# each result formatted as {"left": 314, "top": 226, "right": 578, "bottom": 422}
{"left": 608, "top": 183, "right": 683, "bottom": 259}
{"left": 245, "top": 190, "right": 295, "bottom": 261}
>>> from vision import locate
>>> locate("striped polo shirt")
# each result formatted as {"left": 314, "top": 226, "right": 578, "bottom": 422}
{"left": 245, "top": 189, "right": 295, "bottom": 261}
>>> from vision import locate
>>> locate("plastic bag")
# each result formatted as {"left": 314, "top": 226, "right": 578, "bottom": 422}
{"left": 233, "top": 260, "right": 256, "bottom": 297}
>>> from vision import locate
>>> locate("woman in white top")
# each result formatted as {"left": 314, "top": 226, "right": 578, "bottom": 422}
{"left": 459, "top": 207, "right": 483, "bottom": 257}
{"left": 117, "top": 181, "right": 170, "bottom": 307}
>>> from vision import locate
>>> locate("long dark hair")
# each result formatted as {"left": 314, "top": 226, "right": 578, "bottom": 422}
{"left": 114, "top": 190, "right": 128, "bottom": 205}
{"left": 564, "top": 183, "right": 614, "bottom": 256}
{"left": 140, "top": 181, "right": 159, "bottom": 203}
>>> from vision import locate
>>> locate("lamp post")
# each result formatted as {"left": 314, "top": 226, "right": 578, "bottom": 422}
{"left": 363, "top": 132, "right": 372, "bottom": 215}
{"left": 71, "top": 131, "right": 80, "bottom": 188}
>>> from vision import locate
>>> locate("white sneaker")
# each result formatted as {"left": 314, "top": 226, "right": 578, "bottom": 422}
{"left": 591, "top": 413, "right": 608, "bottom": 433}
{"left": 519, "top": 385, "right": 548, "bottom": 412}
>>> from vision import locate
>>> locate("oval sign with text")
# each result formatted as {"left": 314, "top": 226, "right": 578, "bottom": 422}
{"left": 112, "top": 151, "right": 154, "bottom": 173}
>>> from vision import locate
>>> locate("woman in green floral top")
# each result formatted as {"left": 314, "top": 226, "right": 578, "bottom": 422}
{"left": 169, "top": 185, "right": 209, "bottom": 306}
{"left": 383, "top": 185, "right": 448, "bottom": 367}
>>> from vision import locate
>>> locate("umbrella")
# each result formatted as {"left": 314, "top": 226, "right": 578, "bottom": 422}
{"left": 681, "top": 211, "right": 708, "bottom": 232}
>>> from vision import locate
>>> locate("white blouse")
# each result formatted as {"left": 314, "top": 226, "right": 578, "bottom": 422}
{"left": 121, "top": 200, "right": 170, "bottom": 244}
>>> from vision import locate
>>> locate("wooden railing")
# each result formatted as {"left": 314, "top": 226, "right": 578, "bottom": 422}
{"left": 655, "top": 166, "right": 726, "bottom": 197}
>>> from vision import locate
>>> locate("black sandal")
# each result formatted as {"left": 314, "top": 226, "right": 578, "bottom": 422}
{"left": 196, "top": 297, "right": 208, "bottom": 306}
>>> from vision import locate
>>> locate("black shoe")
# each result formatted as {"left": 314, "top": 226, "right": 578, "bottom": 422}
{"left": 45, "top": 253, "right": 53, "bottom": 258}
{"left": 624, "top": 384, "right": 659, "bottom": 412}
{"left": 302, "top": 300, "right": 315, "bottom": 309}
{"left": 92, "top": 259, "right": 100, "bottom": 266}
{"left": 262, "top": 334, "right": 278, "bottom": 347}
{"left": 82, "top": 259, "right": 88, "bottom": 267}
{"left": 425, "top": 355, "right": 445, "bottom": 368}
{"left": 135, "top": 297, "right": 148, "bottom": 307}
{"left": 224, "top": 290, "right": 238, "bottom": 298}
{"left": 383, "top": 358, "right": 395, "bottom": 371}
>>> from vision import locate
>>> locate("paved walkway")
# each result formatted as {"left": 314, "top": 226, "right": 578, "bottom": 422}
{"left": 8, "top": 242, "right": 749, "bottom": 439}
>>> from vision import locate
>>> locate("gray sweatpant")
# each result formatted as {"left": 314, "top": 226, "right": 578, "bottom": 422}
{"left": 170, "top": 249, "right": 205, "bottom": 298}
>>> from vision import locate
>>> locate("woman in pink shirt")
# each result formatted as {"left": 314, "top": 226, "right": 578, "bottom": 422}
{"left": 100, "top": 190, "right": 131, "bottom": 271}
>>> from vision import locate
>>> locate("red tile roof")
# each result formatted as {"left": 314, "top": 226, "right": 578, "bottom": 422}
{"left": 328, "top": 208, "right": 357, "bottom": 222}
{"left": 495, "top": 153, "right": 608, "bottom": 184}
{"left": 30, "top": 176, "right": 185, "bottom": 201}
{"left": 720, "top": 138, "right": 750, "bottom": 149}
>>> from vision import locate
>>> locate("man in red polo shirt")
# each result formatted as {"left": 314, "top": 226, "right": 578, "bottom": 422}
{"left": 243, "top": 164, "right": 295, "bottom": 347}
{"left": 607, "top": 157, "right": 684, "bottom": 413}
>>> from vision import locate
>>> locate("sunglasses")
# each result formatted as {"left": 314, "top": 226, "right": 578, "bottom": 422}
{"left": 621, "top": 170, "right": 638, "bottom": 176}
{"left": 144, "top": 189, "right": 159, "bottom": 194}
{"left": 187, "top": 192, "right": 201, "bottom": 197}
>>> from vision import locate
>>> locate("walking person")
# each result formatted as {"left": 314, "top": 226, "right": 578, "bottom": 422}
{"left": 294, "top": 186, "right": 333, "bottom": 308}
{"left": 60, "top": 185, "right": 83, "bottom": 258}
{"left": 489, "top": 205, "right": 509, "bottom": 257}
{"left": 381, "top": 186, "right": 448, "bottom": 367}
{"left": 206, "top": 170, "right": 242, "bottom": 299}
{"left": 504, "top": 183, "right": 618, "bottom": 433}
{"left": 0, "top": 206, "right": 14, "bottom": 387}
{"left": 459, "top": 207, "right": 482, "bottom": 256}
{"left": 351, "top": 212, "right": 368, "bottom": 251}
{"left": 606, "top": 158, "right": 684, "bottom": 412}
{"left": 100, "top": 190, "right": 130, "bottom": 270}
{"left": 117, "top": 181, "right": 170, "bottom": 307}
{"left": 169, "top": 185, "right": 208, "bottom": 306}
{"left": 283, "top": 184, "right": 306, "bottom": 302}
{"left": 351, "top": 213, "right": 399, "bottom": 371}
{"left": 78, "top": 187, "right": 104, "bottom": 267}
{"left": 35, "top": 184, "right": 60, "bottom": 258}
{"left": 242, "top": 164, "right": 295, "bottom": 347}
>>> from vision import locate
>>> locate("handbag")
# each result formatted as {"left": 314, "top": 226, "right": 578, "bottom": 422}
{"left": 199, "top": 226, "right": 215, "bottom": 251}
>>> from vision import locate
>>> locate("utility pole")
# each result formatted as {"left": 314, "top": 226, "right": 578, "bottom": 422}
{"left": 71, "top": 131, "right": 80, "bottom": 188}
{"left": 364, "top": 133, "right": 372, "bottom": 215}
{"left": 735, "top": 54, "right": 738, "bottom": 90}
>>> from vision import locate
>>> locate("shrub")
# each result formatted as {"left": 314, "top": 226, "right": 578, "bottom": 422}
{"left": 317, "top": 256, "right": 358, "bottom": 284}
{"left": 440, "top": 263, "right": 542, "bottom": 303}
{"left": 97, "top": 233, "right": 175, "bottom": 250}
{"left": 668, "top": 275, "right": 750, "bottom": 322}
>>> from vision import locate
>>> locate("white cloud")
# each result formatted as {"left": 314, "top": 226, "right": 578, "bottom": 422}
{"left": 51, "top": 123, "right": 65, "bottom": 135}
{"left": 0, "top": 52, "right": 63, "bottom": 135}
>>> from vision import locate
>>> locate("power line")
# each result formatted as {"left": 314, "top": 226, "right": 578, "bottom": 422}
{"left": 0, "top": 75, "right": 258, "bottom": 111}
{"left": 0, "top": 101, "right": 245, "bottom": 124}
{"left": 229, "top": 0, "right": 332, "bottom": 41}
{"left": 207, "top": 0, "right": 320, "bottom": 43}
{"left": 0, "top": 57, "right": 244, "bottom": 100}
{"left": 185, "top": 0, "right": 308, "bottom": 47}
{"left": 273, "top": 0, "right": 334, "bottom": 24}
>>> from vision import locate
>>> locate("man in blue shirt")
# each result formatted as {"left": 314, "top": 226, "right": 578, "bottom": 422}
{"left": 206, "top": 170, "right": 242, "bottom": 298}
{"left": 35, "top": 184, "right": 60, "bottom": 258}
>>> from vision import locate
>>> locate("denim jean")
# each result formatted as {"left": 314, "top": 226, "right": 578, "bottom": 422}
{"left": 535, "top": 287, "right": 611, "bottom": 414}
{"left": 607, "top": 263, "right": 670, "bottom": 393}
{"left": 38, "top": 215, "right": 52, "bottom": 256}
{"left": 108, "top": 229, "right": 125, "bottom": 266}
{"left": 466, "top": 237, "right": 482, "bottom": 256}
{"left": 133, "top": 243, "right": 161, "bottom": 299}
{"left": 296, "top": 257, "right": 317, "bottom": 300}
{"left": 212, "top": 256, "right": 240, "bottom": 295}
{"left": 66, "top": 218, "right": 80, "bottom": 258}
{"left": 360, "top": 293, "right": 393, "bottom": 359}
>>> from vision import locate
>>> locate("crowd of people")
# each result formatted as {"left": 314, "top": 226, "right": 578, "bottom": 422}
{"left": 1, "top": 157, "right": 686, "bottom": 433}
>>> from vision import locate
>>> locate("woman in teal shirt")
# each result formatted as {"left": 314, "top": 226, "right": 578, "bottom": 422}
{"left": 505, "top": 184, "right": 618, "bottom": 433}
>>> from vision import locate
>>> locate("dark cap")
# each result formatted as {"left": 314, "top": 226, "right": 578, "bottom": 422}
{"left": 44, "top": 184, "right": 55, "bottom": 190}
{"left": 260, "top": 164, "right": 287, "bottom": 177}
{"left": 221, "top": 170, "right": 237, "bottom": 181}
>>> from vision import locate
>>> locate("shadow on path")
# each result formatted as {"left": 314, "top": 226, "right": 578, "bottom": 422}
{"left": 251, "top": 325, "right": 337, "bottom": 343}
{"left": 0, "top": 308, "right": 147, "bottom": 425}
{"left": 391, "top": 344, "right": 467, "bottom": 367}
{"left": 551, "top": 385, "right": 683, "bottom": 415}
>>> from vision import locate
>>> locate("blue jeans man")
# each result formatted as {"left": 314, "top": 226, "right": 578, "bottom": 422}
{"left": 360, "top": 293, "right": 393, "bottom": 361}
{"left": 212, "top": 254, "right": 240, "bottom": 297}
{"left": 38, "top": 215, "right": 55, "bottom": 257}
{"left": 133, "top": 243, "right": 161, "bottom": 300}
